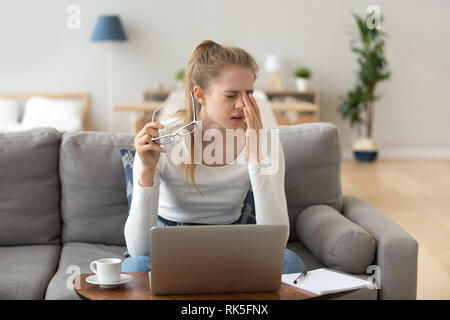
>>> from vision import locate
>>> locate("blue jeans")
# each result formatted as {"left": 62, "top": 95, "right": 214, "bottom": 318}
{"left": 122, "top": 217, "right": 305, "bottom": 274}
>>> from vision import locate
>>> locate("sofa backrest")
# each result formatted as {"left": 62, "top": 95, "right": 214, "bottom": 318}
{"left": 0, "top": 123, "right": 342, "bottom": 246}
{"left": 279, "top": 122, "right": 343, "bottom": 241}
{"left": 59, "top": 123, "right": 343, "bottom": 245}
{"left": 59, "top": 131, "right": 134, "bottom": 245}
{"left": 0, "top": 127, "right": 62, "bottom": 245}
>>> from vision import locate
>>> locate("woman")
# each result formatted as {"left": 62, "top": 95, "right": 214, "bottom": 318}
{"left": 122, "top": 40, "right": 305, "bottom": 274}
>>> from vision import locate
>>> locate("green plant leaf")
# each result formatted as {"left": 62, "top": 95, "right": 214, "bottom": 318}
{"left": 337, "top": 11, "right": 391, "bottom": 135}
{"left": 175, "top": 69, "right": 185, "bottom": 81}
{"left": 294, "top": 67, "right": 311, "bottom": 78}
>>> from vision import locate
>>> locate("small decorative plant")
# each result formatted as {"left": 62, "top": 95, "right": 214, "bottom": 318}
{"left": 294, "top": 67, "right": 311, "bottom": 91}
{"left": 175, "top": 69, "right": 185, "bottom": 89}
{"left": 294, "top": 67, "right": 311, "bottom": 79}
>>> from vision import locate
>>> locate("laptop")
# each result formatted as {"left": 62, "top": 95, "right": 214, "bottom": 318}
{"left": 149, "top": 224, "right": 288, "bottom": 295}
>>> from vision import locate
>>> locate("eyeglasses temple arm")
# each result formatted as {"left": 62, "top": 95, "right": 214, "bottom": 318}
{"left": 151, "top": 105, "right": 164, "bottom": 123}
{"left": 190, "top": 91, "right": 197, "bottom": 122}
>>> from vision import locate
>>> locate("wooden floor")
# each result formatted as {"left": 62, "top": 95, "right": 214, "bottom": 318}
{"left": 340, "top": 159, "right": 450, "bottom": 300}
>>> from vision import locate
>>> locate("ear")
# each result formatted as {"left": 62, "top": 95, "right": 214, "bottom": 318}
{"left": 193, "top": 86, "right": 206, "bottom": 105}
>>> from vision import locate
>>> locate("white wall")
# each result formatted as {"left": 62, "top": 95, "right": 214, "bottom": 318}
{"left": 1, "top": 0, "right": 449, "bottom": 158}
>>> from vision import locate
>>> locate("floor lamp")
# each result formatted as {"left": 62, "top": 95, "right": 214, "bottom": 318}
{"left": 91, "top": 15, "right": 127, "bottom": 132}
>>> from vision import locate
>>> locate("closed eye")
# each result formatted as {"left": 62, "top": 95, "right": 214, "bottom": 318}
{"left": 226, "top": 95, "right": 236, "bottom": 99}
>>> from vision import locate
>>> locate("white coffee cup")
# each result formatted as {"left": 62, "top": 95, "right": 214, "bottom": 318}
{"left": 90, "top": 258, "right": 122, "bottom": 283}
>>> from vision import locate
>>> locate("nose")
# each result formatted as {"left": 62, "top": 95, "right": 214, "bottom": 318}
{"left": 235, "top": 92, "right": 245, "bottom": 110}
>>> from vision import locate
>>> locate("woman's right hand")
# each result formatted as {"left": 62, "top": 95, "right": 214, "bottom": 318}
{"left": 134, "top": 122, "right": 167, "bottom": 176}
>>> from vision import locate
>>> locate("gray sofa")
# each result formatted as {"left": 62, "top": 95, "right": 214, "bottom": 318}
{"left": 0, "top": 123, "right": 418, "bottom": 300}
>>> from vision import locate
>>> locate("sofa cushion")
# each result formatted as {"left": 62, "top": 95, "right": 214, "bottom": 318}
{"left": 278, "top": 123, "right": 343, "bottom": 241}
{"left": 45, "top": 242, "right": 126, "bottom": 300}
{"left": 0, "top": 245, "right": 61, "bottom": 299}
{"left": 296, "top": 204, "right": 376, "bottom": 274}
{"left": 59, "top": 131, "right": 135, "bottom": 245}
{"left": 0, "top": 128, "right": 61, "bottom": 245}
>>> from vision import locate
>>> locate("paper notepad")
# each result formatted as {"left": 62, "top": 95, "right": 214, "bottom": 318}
{"left": 282, "top": 268, "right": 370, "bottom": 295}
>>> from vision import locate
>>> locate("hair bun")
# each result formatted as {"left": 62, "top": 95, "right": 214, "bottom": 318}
{"left": 198, "top": 40, "right": 218, "bottom": 47}
{"left": 193, "top": 40, "right": 220, "bottom": 53}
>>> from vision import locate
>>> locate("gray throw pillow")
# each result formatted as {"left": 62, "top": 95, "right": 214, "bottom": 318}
{"left": 296, "top": 204, "right": 376, "bottom": 274}
{"left": 0, "top": 128, "right": 61, "bottom": 245}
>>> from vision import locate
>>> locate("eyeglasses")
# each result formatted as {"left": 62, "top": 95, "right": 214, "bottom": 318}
{"left": 150, "top": 91, "right": 199, "bottom": 145}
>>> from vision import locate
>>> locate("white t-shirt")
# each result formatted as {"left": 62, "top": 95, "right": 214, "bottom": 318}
{"left": 124, "top": 118, "right": 289, "bottom": 257}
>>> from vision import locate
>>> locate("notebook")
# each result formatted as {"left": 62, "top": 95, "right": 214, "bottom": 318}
{"left": 282, "top": 268, "right": 371, "bottom": 295}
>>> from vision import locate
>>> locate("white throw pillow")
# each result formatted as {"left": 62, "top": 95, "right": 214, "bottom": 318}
{"left": 21, "top": 96, "right": 83, "bottom": 132}
{"left": 0, "top": 99, "right": 21, "bottom": 127}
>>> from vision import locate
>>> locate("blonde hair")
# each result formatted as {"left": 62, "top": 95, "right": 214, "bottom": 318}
{"left": 173, "top": 40, "right": 259, "bottom": 195}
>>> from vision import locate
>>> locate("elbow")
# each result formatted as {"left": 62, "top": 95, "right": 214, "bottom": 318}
{"left": 281, "top": 201, "right": 290, "bottom": 245}
{"left": 283, "top": 215, "right": 290, "bottom": 245}
{"left": 124, "top": 241, "right": 148, "bottom": 258}
{"left": 124, "top": 224, "right": 135, "bottom": 257}
{"left": 124, "top": 220, "right": 145, "bottom": 258}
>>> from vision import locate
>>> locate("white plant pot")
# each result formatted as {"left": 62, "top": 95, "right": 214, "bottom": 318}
{"left": 352, "top": 137, "right": 378, "bottom": 162}
{"left": 177, "top": 80, "right": 184, "bottom": 90}
{"left": 296, "top": 78, "right": 309, "bottom": 92}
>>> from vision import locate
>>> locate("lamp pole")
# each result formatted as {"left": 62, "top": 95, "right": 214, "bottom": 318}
{"left": 106, "top": 41, "right": 114, "bottom": 132}
{"left": 90, "top": 15, "right": 127, "bottom": 132}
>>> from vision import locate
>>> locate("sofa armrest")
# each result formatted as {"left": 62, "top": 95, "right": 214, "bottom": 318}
{"left": 342, "top": 196, "right": 419, "bottom": 300}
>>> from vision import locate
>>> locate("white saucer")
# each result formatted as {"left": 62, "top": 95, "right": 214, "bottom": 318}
{"left": 85, "top": 274, "right": 133, "bottom": 288}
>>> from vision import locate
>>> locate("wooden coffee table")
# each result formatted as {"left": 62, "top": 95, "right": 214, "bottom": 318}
{"left": 74, "top": 272, "right": 318, "bottom": 300}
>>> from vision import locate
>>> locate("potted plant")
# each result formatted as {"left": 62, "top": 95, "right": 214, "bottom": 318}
{"left": 294, "top": 67, "right": 311, "bottom": 92}
{"left": 337, "top": 13, "right": 390, "bottom": 162}
{"left": 175, "top": 69, "right": 185, "bottom": 90}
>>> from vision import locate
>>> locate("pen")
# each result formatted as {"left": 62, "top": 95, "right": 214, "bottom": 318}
{"left": 293, "top": 270, "right": 308, "bottom": 284}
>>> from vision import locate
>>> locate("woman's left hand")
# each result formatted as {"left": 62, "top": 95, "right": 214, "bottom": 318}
{"left": 241, "top": 91, "right": 263, "bottom": 164}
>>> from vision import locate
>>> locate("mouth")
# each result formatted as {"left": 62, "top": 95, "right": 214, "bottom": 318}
{"left": 230, "top": 115, "right": 244, "bottom": 121}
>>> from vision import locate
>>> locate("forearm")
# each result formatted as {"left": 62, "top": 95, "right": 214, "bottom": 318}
{"left": 139, "top": 168, "right": 156, "bottom": 187}
{"left": 249, "top": 169, "right": 288, "bottom": 225}
{"left": 124, "top": 200, "right": 151, "bottom": 257}
{"left": 248, "top": 136, "right": 289, "bottom": 243}
{"left": 124, "top": 154, "right": 160, "bottom": 257}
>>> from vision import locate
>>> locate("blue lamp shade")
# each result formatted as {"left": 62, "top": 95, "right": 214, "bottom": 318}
{"left": 91, "top": 15, "right": 127, "bottom": 41}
